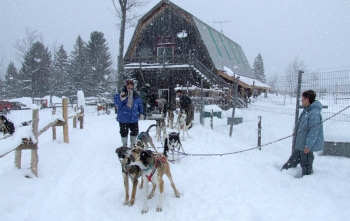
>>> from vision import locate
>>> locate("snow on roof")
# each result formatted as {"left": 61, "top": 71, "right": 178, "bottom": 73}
{"left": 226, "top": 107, "right": 243, "bottom": 118}
{"left": 204, "top": 105, "right": 223, "bottom": 112}
{"left": 174, "top": 86, "right": 224, "bottom": 92}
{"left": 224, "top": 66, "right": 271, "bottom": 89}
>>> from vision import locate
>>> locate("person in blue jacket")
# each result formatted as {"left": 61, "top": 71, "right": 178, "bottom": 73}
{"left": 114, "top": 79, "right": 144, "bottom": 147}
{"left": 281, "top": 90, "right": 324, "bottom": 176}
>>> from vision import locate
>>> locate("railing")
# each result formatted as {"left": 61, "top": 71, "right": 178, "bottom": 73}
{"left": 0, "top": 98, "right": 84, "bottom": 177}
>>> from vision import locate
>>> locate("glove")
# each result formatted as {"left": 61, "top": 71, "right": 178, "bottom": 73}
{"left": 120, "top": 92, "right": 126, "bottom": 97}
{"left": 140, "top": 114, "right": 145, "bottom": 120}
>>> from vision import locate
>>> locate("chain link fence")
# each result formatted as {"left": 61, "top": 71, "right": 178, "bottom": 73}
{"left": 197, "top": 69, "right": 350, "bottom": 179}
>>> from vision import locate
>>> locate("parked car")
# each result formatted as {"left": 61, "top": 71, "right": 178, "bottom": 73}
{"left": 0, "top": 100, "right": 12, "bottom": 113}
{"left": 10, "top": 101, "right": 29, "bottom": 110}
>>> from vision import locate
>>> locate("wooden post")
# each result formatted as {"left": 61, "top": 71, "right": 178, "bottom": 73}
{"left": 31, "top": 109, "right": 39, "bottom": 177}
{"left": 52, "top": 106, "right": 56, "bottom": 140}
{"left": 80, "top": 106, "right": 84, "bottom": 129}
{"left": 258, "top": 116, "right": 262, "bottom": 151}
{"left": 210, "top": 110, "right": 213, "bottom": 130}
{"left": 15, "top": 147, "right": 22, "bottom": 169}
{"left": 62, "top": 98, "right": 69, "bottom": 143}
{"left": 73, "top": 106, "right": 77, "bottom": 129}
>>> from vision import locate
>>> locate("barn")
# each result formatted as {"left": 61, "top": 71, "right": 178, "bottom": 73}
{"left": 123, "top": 0, "right": 270, "bottom": 110}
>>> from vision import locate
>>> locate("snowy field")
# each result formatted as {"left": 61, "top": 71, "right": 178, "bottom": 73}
{"left": 1, "top": 98, "right": 350, "bottom": 221}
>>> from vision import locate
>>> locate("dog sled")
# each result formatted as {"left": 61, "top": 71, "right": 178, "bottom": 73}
{"left": 146, "top": 111, "right": 164, "bottom": 120}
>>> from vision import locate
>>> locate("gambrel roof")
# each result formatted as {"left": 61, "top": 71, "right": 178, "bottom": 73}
{"left": 125, "top": 0, "right": 254, "bottom": 80}
{"left": 193, "top": 17, "right": 254, "bottom": 78}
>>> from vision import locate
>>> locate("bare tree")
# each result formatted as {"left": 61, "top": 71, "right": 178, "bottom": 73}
{"left": 13, "top": 27, "right": 43, "bottom": 64}
{"left": 110, "top": 0, "right": 149, "bottom": 91}
{"left": 284, "top": 56, "right": 307, "bottom": 96}
{"left": 267, "top": 74, "right": 278, "bottom": 93}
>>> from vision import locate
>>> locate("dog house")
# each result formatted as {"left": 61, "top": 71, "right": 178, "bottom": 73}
{"left": 322, "top": 125, "right": 350, "bottom": 158}
{"left": 323, "top": 142, "right": 350, "bottom": 158}
{"left": 226, "top": 108, "right": 243, "bottom": 125}
{"left": 203, "top": 105, "right": 222, "bottom": 119}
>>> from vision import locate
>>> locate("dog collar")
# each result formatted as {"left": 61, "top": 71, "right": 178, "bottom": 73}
{"left": 142, "top": 163, "right": 153, "bottom": 172}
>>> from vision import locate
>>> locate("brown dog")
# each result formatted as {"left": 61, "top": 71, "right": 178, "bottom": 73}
{"left": 115, "top": 146, "right": 143, "bottom": 206}
{"left": 127, "top": 148, "right": 180, "bottom": 213}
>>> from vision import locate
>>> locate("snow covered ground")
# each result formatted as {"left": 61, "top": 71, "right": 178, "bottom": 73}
{"left": 1, "top": 99, "right": 349, "bottom": 221}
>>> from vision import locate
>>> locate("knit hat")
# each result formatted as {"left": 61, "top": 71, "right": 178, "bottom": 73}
{"left": 125, "top": 79, "right": 134, "bottom": 85}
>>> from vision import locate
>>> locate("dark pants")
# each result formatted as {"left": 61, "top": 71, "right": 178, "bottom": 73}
{"left": 119, "top": 122, "right": 139, "bottom": 137}
{"left": 281, "top": 149, "right": 314, "bottom": 175}
{"left": 142, "top": 103, "right": 147, "bottom": 115}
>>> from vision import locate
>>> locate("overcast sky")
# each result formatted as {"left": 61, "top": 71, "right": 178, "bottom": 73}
{"left": 1, "top": 0, "right": 350, "bottom": 78}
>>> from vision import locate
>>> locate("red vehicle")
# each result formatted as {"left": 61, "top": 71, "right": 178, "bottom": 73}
{"left": 0, "top": 100, "right": 12, "bottom": 113}
{"left": 33, "top": 98, "right": 48, "bottom": 108}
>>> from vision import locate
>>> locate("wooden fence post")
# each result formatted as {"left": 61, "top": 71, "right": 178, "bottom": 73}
{"left": 258, "top": 116, "right": 262, "bottom": 151}
{"left": 73, "top": 106, "right": 77, "bottom": 128}
{"left": 210, "top": 110, "right": 213, "bottom": 130}
{"left": 31, "top": 109, "right": 39, "bottom": 176}
{"left": 62, "top": 98, "right": 69, "bottom": 143}
{"left": 52, "top": 105, "right": 57, "bottom": 140}
{"left": 79, "top": 106, "right": 84, "bottom": 129}
{"left": 14, "top": 146, "right": 21, "bottom": 169}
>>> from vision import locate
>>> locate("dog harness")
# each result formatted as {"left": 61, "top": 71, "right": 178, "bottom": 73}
{"left": 122, "top": 165, "right": 141, "bottom": 181}
{"left": 145, "top": 154, "right": 167, "bottom": 182}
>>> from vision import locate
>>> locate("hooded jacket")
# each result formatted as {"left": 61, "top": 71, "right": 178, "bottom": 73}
{"left": 294, "top": 100, "right": 324, "bottom": 152}
{"left": 114, "top": 87, "right": 143, "bottom": 123}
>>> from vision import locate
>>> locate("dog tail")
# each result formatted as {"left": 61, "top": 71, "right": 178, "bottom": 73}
{"left": 146, "top": 124, "right": 157, "bottom": 133}
{"left": 163, "top": 137, "right": 168, "bottom": 158}
{"left": 186, "top": 121, "right": 192, "bottom": 129}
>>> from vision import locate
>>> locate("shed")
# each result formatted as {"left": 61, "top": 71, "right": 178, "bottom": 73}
{"left": 203, "top": 105, "right": 223, "bottom": 118}
{"left": 226, "top": 107, "right": 243, "bottom": 125}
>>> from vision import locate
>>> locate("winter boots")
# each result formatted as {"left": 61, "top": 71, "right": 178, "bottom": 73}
{"left": 130, "top": 136, "right": 137, "bottom": 147}
{"left": 301, "top": 152, "right": 314, "bottom": 176}
{"left": 121, "top": 137, "right": 128, "bottom": 147}
{"left": 281, "top": 149, "right": 314, "bottom": 176}
{"left": 280, "top": 149, "right": 301, "bottom": 171}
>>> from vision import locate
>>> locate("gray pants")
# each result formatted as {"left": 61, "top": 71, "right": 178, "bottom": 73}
{"left": 281, "top": 149, "right": 314, "bottom": 175}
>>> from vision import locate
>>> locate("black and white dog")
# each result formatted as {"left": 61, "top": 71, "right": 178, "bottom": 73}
{"left": 163, "top": 132, "right": 186, "bottom": 162}
{"left": 176, "top": 110, "right": 192, "bottom": 141}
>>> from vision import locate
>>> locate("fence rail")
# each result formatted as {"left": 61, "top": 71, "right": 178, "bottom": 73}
{"left": 0, "top": 98, "right": 84, "bottom": 177}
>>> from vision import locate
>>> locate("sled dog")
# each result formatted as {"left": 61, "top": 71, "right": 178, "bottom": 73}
{"left": 163, "top": 132, "right": 185, "bottom": 162}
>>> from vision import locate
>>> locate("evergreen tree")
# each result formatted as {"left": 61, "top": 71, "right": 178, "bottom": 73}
{"left": 69, "top": 36, "right": 90, "bottom": 98}
{"left": 252, "top": 54, "right": 266, "bottom": 83}
{"left": 52, "top": 45, "right": 70, "bottom": 97}
{"left": 3, "top": 62, "right": 20, "bottom": 98}
{"left": 86, "top": 31, "right": 112, "bottom": 96}
{"left": 20, "top": 41, "right": 52, "bottom": 98}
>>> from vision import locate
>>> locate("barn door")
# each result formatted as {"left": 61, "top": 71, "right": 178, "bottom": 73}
{"left": 158, "top": 89, "right": 169, "bottom": 102}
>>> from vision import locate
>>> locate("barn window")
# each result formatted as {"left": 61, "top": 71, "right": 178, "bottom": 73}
{"left": 156, "top": 36, "right": 175, "bottom": 63}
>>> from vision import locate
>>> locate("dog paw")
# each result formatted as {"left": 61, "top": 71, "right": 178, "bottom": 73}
{"left": 128, "top": 200, "right": 135, "bottom": 206}
{"left": 141, "top": 207, "right": 148, "bottom": 214}
{"left": 123, "top": 201, "right": 129, "bottom": 206}
{"left": 175, "top": 192, "right": 180, "bottom": 198}
{"left": 147, "top": 193, "right": 154, "bottom": 199}
{"left": 156, "top": 207, "right": 163, "bottom": 212}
